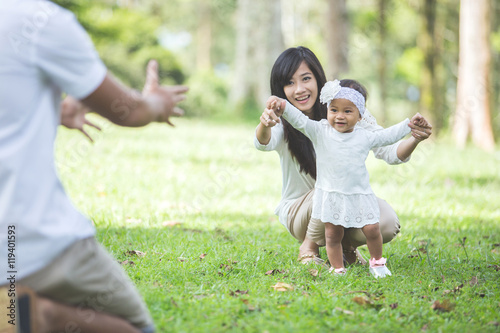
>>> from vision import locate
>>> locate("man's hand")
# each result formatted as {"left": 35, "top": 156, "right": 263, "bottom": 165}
{"left": 142, "top": 60, "right": 188, "bottom": 126}
{"left": 60, "top": 96, "right": 101, "bottom": 142}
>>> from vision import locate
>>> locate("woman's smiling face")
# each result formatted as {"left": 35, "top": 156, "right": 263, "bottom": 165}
{"left": 283, "top": 61, "right": 318, "bottom": 118}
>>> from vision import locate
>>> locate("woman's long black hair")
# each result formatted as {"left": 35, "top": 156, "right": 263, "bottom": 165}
{"left": 270, "top": 46, "right": 327, "bottom": 179}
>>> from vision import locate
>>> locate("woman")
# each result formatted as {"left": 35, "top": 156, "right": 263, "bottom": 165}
{"left": 254, "top": 46, "right": 432, "bottom": 266}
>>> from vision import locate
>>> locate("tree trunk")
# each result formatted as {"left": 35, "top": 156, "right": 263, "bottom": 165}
{"left": 453, "top": 0, "right": 495, "bottom": 151}
{"left": 377, "top": 0, "right": 388, "bottom": 125}
{"left": 270, "top": 0, "right": 285, "bottom": 67}
{"left": 326, "top": 0, "right": 349, "bottom": 79}
{"left": 418, "top": 0, "right": 445, "bottom": 134}
{"left": 253, "top": 0, "right": 284, "bottom": 105}
{"left": 196, "top": 0, "right": 211, "bottom": 71}
{"left": 229, "top": 0, "right": 250, "bottom": 105}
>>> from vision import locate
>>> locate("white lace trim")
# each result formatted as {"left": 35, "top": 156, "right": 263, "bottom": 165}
{"left": 359, "top": 108, "right": 377, "bottom": 126}
{"left": 311, "top": 189, "right": 380, "bottom": 228}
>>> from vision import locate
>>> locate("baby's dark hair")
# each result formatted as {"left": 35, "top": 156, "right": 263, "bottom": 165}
{"left": 339, "top": 79, "right": 368, "bottom": 101}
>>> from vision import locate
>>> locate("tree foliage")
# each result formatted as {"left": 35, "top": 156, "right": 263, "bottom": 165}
{"left": 54, "top": 0, "right": 184, "bottom": 89}
{"left": 53, "top": 0, "right": 498, "bottom": 145}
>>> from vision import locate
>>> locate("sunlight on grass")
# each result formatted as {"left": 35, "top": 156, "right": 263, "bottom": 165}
{"left": 56, "top": 118, "right": 500, "bottom": 332}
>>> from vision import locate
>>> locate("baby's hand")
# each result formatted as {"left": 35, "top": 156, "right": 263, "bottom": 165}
{"left": 411, "top": 113, "right": 424, "bottom": 127}
{"left": 409, "top": 112, "right": 432, "bottom": 141}
{"left": 260, "top": 96, "right": 285, "bottom": 127}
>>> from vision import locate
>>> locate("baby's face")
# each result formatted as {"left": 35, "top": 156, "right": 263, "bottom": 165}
{"left": 327, "top": 99, "right": 362, "bottom": 133}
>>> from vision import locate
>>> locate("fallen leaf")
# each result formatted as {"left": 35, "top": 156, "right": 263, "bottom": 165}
{"left": 487, "top": 321, "right": 499, "bottom": 327}
{"left": 390, "top": 303, "right": 398, "bottom": 309}
{"left": 308, "top": 269, "right": 319, "bottom": 277}
{"left": 119, "top": 260, "right": 135, "bottom": 266}
{"left": 246, "top": 305, "right": 256, "bottom": 311}
{"left": 352, "top": 296, "right": 374, "bottom": 306}
{"left": 442, "top": 283, "right": 463, "bottom": 295}
{"left": 162, "top": 220, "right": 182, "bottom": 227}
{"left": 421, "top": 323, "right": 429, "bottom": 331}
{"left": 240, "top": 298, "right": 257, "bottom": 311}
{"left": 220, "top": 264, "right": 232, "bottom": 270}
{"left": 125, "top": 250, "right": 146, "bottom": 257}
{"left": 488, "top": 264, "right": 500, "bottom": 271}
{"left": 272, "top": 282, "right": 294, "bottom": 291}
{"left": 265, "top": 269, "right": 286, "bottom": 276}
{"left": 199, "top": 253, "right": 207, "bottom": 259}
{"left": 493, "top": 243, "right": 500, "bottom": 247}
{"left": 431, "top": 300, "right": 455, "bottom": 312}
{"left": 345, "top": 290, "right": 371, "bottom": 296}
{"left": 469, "top": 276, "right": 478, "bottom": 286}
{"left": 181, "top": 228, "right": 203, "bottom": 233}
{"left": 408, "top": 254, "right": 418, "bottom": 258}
{"left": 246, "top": 304, "right": 256, "bottom": 311}
{"left": 334, "top": 307, "right": 354, "bottom": 315}
{"left": 177, "top": 257, "right": 187, "bottom": 262}
{"left": 229, "top": 290, "right": 248, "bottom": 297}
{"left": 170, "top": 298, "right": 178, "bottom": 308}
{"left": 418, "top": 247, "right": 428, "bottom": 254}
{"left": 214, "top": 228, "right": 233, "bottom": 241}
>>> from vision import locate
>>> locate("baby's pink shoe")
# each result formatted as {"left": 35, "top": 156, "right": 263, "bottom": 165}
{"left": 369, "top": 257, "right": 392, "bottom": 278}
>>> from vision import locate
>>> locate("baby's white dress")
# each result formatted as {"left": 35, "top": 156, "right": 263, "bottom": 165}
{"left": 282, "top": 102, "right": 411, "bottom": 228}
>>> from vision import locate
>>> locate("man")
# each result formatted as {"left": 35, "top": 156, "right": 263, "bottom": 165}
{"left": 0, "top": 1, "right": 188, "bottom": 332}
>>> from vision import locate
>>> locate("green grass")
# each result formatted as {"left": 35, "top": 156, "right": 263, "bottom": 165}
{"left": 56, "top": 117, "right": 500, "bottom": 332}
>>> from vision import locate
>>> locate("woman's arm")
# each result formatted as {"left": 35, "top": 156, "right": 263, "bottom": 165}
{"left": 256, "top": 101, "right": 283, "bottom": 145}
{"left": 396, "top": 113, "right": 433, "bottom": 161}
{"left": 256, "top": 119, "right": 273, "bottom": 145}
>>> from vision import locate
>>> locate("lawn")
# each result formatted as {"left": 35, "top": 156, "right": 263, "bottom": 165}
{"left": 56, "top": 117, "right": 500, "bottom": 332}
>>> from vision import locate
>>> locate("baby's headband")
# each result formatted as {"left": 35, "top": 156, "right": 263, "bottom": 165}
{"left": 319, "top": 80, "right": 366, "bottom": 116}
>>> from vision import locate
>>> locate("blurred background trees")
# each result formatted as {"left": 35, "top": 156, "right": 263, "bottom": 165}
{"left": 54, "top": 0, "right": 499, "bottom": 150}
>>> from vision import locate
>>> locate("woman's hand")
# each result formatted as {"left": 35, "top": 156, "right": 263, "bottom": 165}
{"left": 260, "top": 96, "right": 286, "bottom": 127}
{"left": 408, "top": 113, "right": 432, "bottom": 142}
{"left": 260, "top": 107, "right": 280, "bottom": 128}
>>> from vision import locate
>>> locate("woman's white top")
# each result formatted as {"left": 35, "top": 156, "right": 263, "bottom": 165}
{"left": 254, "top": 104, "right": 410, "bottom": 229}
